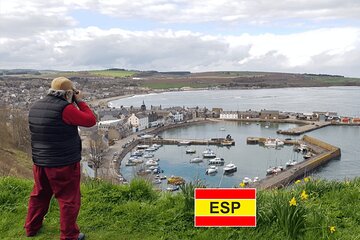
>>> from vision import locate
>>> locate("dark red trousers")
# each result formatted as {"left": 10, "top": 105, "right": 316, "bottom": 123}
{"left": 25, "top": 162, "right": 81, "bottom": 240}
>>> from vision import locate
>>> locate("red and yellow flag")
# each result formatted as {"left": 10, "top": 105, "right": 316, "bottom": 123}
{"left": 194, "top": 188, "right": 256, "bottom": 227}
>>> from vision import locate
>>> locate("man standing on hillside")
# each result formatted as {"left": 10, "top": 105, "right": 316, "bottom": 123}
{"left": 25, "top": 77, "right": 96, "bottom": 240}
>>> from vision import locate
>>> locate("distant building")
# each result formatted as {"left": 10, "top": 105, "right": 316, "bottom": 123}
{"left": 220, "top": 111, "right": 238, "bottom": 119}
{"left": 238, "top": 110, "right": 259, "bottom": 119}
{"left": 259, "top": 110, "right": 279, "bottom": 120}
{"left": 128, "top": 113, "right": 149, "bottom": 131}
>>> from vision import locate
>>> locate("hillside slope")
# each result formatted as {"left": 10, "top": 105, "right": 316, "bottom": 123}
{"left": 0, "top": 177, "right": 359, "bottom": 239}
{"left": 0, "top": 148, "right": 32, "bottom": 179}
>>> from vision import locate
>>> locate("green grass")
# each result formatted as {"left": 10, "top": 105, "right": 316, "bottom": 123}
{"left": 38, "top": 70, "right": 136, "bottom": 79}
{"left": 305, "top": 75, "right": 360, "bottom": 84}
{"left": 1, "top": 177, "right": 360, "bottom": 239}
{"left": 88, "top": 70, "right": 136, "bottom": 78}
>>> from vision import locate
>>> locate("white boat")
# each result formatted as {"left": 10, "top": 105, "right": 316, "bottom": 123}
{"left": 128, "top": 158, "right": 144, "bottom": 164}
{"left": 137, "top": 144, "right": 150, "bottom": 149}
{"left": 147, "top": 158, "right": 160, "bottom": 162}
{"left": 294, "top": 144, "right": 308, "bottom": 153}
{"left": 206, "top": 166, "right": 218, "bottom": 175}
{"left": 208, "top": 157, "right": 225, "bottom": 165}
{"left": 178, "top": 140, "right": 191, "bottom": 145}
{"left": 145, "top": 160, "right": 159, "bottom": 166}
{"left": 286, "top": 160, "right": 298, "bottom": 167}
{"left": 303, "top": 152, "right": 312, "bottom": 159}
{"left": 242, "top": 177, "right": 252, "bottom": 184}
{"left": 264, "top": 138, "right": 284, "bottom": 148}
{"left": 266, "top": 167, "right": 275, "bottom": 175}
{"left": 266, "top": 166, "right": 284, "bottom": 175}
{"left": 224, "top": 163, "right": 237, "bottom": 174}
{"left": 220, "top": 127, "right": 226, "bottom": 131}
{"left": 186, "top": 149, "right": 196, "bottom": 154}
{"left": 220, "top": 140, "right": 233, "bottom": 146}
{"left": 152, "top": 144, "right": 161, "bottom": 149}
{"left": 145, "top": 146, "right": 157, "bottom": 152}
{"left": 190, "top": 157, "right": 203, "bottom": 163}
{"left": 202, "top": 149, "right": 216, "bottom": 158}
{"left": 166, "top": 185, "right": 180, "bottom": 192}
{"left": 130, "top": 150, "right": 143, "bottom": 157}
{"left": 143, "top": 153, "right": 154, "bottom": 158}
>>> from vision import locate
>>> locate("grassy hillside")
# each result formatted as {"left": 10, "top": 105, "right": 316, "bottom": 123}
{"left": 1, "top": 177, "right": 359, "bottom": 239}
{"left": 0, "top": 148, "right": 32, "bottom": 179}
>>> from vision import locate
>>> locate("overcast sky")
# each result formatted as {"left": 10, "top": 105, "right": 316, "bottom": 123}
{"left": 1, "top": 0, "right": 360, "bottom": 77}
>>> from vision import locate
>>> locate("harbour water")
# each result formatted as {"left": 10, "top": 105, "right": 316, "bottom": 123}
{"left": 115, "top": 87, "right": 360, "bottom": 187}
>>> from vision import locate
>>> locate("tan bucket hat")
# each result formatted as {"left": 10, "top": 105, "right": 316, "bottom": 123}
{"left": 51, "top": 77, "right": 74, "bottom": 91}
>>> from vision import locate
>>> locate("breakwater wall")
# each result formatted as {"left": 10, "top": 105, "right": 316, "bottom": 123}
{"left": 253, "top": 135, "right": 341, "bottom": 190}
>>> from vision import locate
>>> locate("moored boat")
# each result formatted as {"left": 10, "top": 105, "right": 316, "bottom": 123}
{"left": 205, "top": 166, "right": 218, "bottom": 175}
{"left": 190, "top": 157, "right": 203, "bottom": 163}
{"left": 224, "top": 163, "right": 237, "bottom": 174}
{"left": 186, "top": 149, "right": 196, "bottom": 154}
{"left": 208, "top": 157, "right": 225, "bottom": 165}
{"left": 202, "top": 149, "right": 216, "bottom": 158}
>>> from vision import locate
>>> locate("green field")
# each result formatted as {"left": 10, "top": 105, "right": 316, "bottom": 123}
{"left": 88, "top": 70, "right": 136, "bottom": 78}
{"left": 1, "top": 176, "right": 359, "bottom": 239}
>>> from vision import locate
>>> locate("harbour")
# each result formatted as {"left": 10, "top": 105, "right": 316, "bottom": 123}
{"left": 109, "top": 87, "right": 360, "bottom": 188}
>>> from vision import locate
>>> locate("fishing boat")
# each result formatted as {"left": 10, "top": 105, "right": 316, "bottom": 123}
{"left": 303, "top": 152, "right": 312, "bottom": 159}
{"left": 205, "top": 166, "right": 218, "bottom": 175}
{"left": 264, "top": 138, "right": 284, "bottom": 148}
{"left": 202, "top": 149, "right": 216, "bottom": 158}
{"left": 220, "top": 140, "right": 233, "bottom": 146}
{"left": 186, "top": 149, "right": 196, "bottom": 154}
{"left": 167, "top": 176, "right": 185, "bottom": 185}
{"left": 145, "top": 146, "right": 157, "bottom": 152}
{"left": 286, "top": 159, "right": 298, "bottom": 167}
{"left": 224, "top": 163, "right": 237, "bottom": 174}
{"left": 130, "top": 150, "right": 143, "bottom": 157}
{"left": 208, "top": 157, "right": 225, "bottom": 165}
{"left": 143, "top": 153, "right": 154, "bottom": 158}
{"left": 166, "top": 185, "right": 180, "bottom": 192}
{"left": 242, "top": 177, "right": 252, "bottom": 184}
{"left": 190, "top": 157, "right": 203, "bottom": 163}
{"left": 178, "top": 140, "right": 191, "bottom": 145}
{"left": 125, "top": 161, "right": 137, "bottom": 167}
{"left": 145, "top": 159, "right": 159, "bottom": 166}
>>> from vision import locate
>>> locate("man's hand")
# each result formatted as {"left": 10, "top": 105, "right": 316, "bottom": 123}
{"left": 74, "top": 90, "right": 84, "bottom": 103}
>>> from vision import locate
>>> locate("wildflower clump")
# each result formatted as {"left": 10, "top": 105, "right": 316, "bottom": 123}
{"left": 329, "top": 226, "right": 336, "bottom": 234}
{"left": 289, "top": 197, "right": 297, "bottom": 206}
{"left": 239, "top": 182, "right": 246, "bottom": 188}
{"left": 300, "top": 190, "right": 309, "bottom": 200}
{"left": 295, "top": 180, "right": 302, "bottom": 184}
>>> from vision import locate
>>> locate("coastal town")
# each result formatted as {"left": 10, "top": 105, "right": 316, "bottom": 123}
{"left": 1, "top": 74, "right": 359, "bottom": 190}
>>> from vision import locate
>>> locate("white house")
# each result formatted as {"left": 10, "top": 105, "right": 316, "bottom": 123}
{"left": 173, "top": 112, "right": 184, "bottom": 122}
{"left": 128, "top": 113, "right": 149, "bottom": 132}
{"left": 220, "top": 111, "right": 238, "bottom": 120}
{"left": 98, "top": 119, "right": 122, "bottom": 131}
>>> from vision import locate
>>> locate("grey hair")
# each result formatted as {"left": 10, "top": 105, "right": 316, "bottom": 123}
{"left": 48, "top": 88, "right": 67, "bottom": 97}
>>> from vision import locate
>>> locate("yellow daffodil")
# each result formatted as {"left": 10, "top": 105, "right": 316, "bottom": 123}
{"left": 289, "top": 197, "right": 297, "bottom": 206}
{"left": 304, "top": 177, "right": 310, "bottom": 182}
{"left": 300, "top": 190, "right": 308, "bottom": 200}
{"left": 295, "top": 180, "right": 301, "bottom": 184}
{"left": 239, "top": 182, "right": 246, "bottom": 188}
{"left": 329, "top": 226, "right": 336, "bottom": 234}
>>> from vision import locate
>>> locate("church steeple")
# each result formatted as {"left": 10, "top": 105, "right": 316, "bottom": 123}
{"left": 141, "top": 100, "right": 146, "bottom": 111}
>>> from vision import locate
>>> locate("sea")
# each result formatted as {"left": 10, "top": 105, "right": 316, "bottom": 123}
{"left": 111, "top": 87, "right": 360, "bottom": 187}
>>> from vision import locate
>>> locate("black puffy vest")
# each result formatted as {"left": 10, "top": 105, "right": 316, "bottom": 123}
{"left": 28, "top": 95, "right": 82, "bottom": 167}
